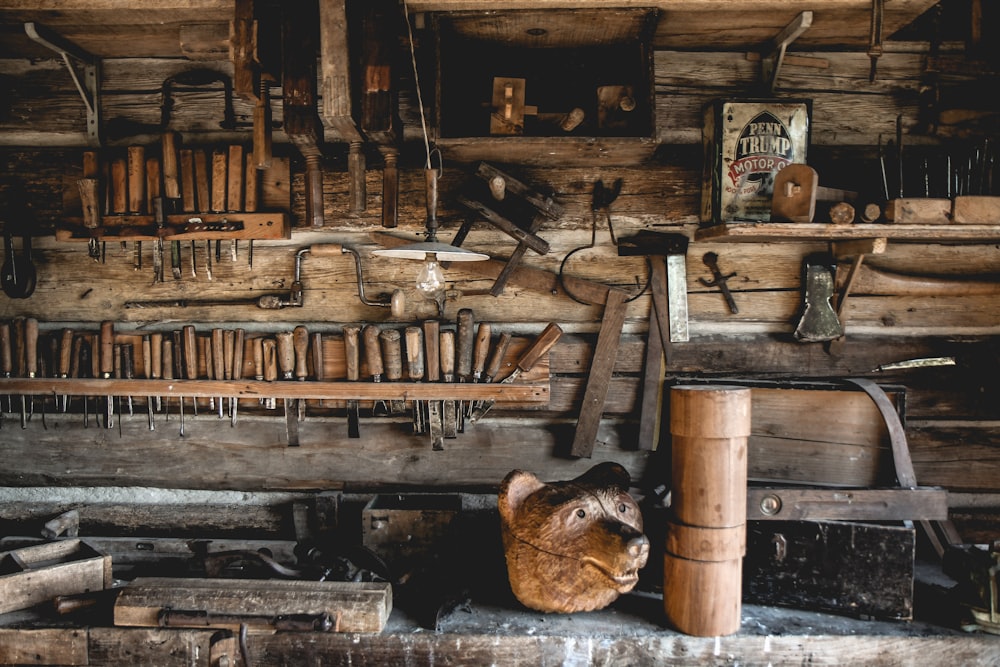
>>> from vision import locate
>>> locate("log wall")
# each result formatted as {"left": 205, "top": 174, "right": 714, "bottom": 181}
{"left": 1, "top": 34, "right": 998, "bottom": 542}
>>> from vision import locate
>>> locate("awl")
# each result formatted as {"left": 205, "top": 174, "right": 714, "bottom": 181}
{"left": 469, "top": 323, "right": 563, "bottom": 423}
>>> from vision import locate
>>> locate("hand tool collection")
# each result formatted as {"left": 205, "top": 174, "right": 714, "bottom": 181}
{"left": 0, "top": 316, "right": 559, "bottom": 443}
{"left": 70, "top": 134, "right": 272, "bottom": 282}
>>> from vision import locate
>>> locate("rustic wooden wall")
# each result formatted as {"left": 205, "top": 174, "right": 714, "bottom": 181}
{"left": 1, "top": 26, "right": 998, "bottom": 541}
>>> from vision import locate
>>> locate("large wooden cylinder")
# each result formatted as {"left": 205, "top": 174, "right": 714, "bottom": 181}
{"left": 664, "top": 385, "right": 751, "bottom": 637}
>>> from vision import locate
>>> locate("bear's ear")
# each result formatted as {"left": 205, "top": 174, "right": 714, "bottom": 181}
{"left": 573, "top": 462, "right": 631, "bottom": 492}
{"left": 498, "top": 469, "right": 546, "bottom": 522}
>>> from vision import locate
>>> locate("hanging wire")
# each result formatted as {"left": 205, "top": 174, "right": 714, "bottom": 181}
{"left": 403, "top": 0, "right": 432, "bottom": 171}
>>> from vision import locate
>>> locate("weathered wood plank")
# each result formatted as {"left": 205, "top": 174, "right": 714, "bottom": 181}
{"left": 0, "top": 629, "right": 88, "bottom": 665}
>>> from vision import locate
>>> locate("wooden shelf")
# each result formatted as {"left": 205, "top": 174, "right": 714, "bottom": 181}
{"left": 55, "top": 212, "right": 291, "bottom": 243}
{"left": 0, "top": 378, "right": 550, "bottom": 403}
{"left": 695, "top": 222, "right": 1000, "bottom": 244}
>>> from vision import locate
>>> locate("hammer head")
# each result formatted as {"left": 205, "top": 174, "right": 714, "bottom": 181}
{"left": 617, "top": 231, "right": 689, "bottom": 257}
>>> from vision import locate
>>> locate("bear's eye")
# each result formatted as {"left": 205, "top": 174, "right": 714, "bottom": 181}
{"left": 576, "top": 509, "right": 586, "bottom": 519}
{"left": 618, "top": 503, "right": 629, "bottom": 513}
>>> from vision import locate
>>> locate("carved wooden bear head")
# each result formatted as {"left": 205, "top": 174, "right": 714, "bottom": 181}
{"left": 498, "top": 462, "right": 650, "bottom": 613}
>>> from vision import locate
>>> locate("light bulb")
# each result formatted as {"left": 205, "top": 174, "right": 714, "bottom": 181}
{"left": 415, "top": 254, "right": 445, "bottom": 301}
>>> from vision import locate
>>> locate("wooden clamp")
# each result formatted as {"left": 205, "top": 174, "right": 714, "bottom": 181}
{"left": 452, "top": 162, "right": 564, "bottom": 297}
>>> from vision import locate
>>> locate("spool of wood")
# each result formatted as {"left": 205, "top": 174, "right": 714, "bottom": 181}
{"left": 664, "top": 385, "right": 750, "bottom": 637}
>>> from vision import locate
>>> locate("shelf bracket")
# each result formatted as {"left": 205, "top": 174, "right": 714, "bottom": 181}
{"left": 24, "top": 22, "right": 102, "bottom": 146}
{"left": 761, "top": 11, "right": 813, "bottom": 92}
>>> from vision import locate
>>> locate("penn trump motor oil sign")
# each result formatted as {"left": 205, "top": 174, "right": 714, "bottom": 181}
{"left": 701, "top": 100, "right": 811, "bottom": 224}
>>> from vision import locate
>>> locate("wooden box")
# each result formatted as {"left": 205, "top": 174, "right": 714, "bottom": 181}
{"left": 431, "top": 8, "right": 659, "bottom": 165}
{"left": 0, "top": 539, "right": 113, "bottom": 614}
{"left": 362, "top": 493, "right": 461, "bottom": 574}
{"left": 744, "top": 520, "right": 916, "bottom": 620}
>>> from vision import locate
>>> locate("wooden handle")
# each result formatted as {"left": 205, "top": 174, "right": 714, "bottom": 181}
{"left": 77, "top": 178, "right": 101, "bottom": 229}
{"left": 150, "top": 333, "right": 162, "bottom": 380}
{"left": 69, "top": 336, "right": 82, "bottom": 380}
{"left": 110, "top": 158, "right": 127, "bottom": 214}
{"left": 121, "top": 343, "right": 135, "bottom": 380}
{"left": 161, "top": 339, "right": 174, "bottom": 381}
{"left": 232, "top": 329, "right": 245, "bottom": 381}
{"left": 516, "top": 323, "right": 563, "bottom": 373}
{"left": 99, "top": 321, "right": 115, "bottom": 378}
{"left": 439, "top": 330, "right": 455, "bottom": 378}
{"left": 212, "top": 329, "right": 225, "bottom": 382}
{"left": 424, "top": 168, "right": 439, "bottom": 226}
{"left": 59, "top": 329, "right": 74, "bottom": 378}
{"left": 262, "top": 338, "right": 277, "bottom": 382}
{"left": 308, "top": 244, "right": 345, "bottom": 257}
{"left": 244, "top": 151, "right": 259, "bottom": 212}
{"left": 211, "top": 149, "right": 227, "bottom": 213}
{"left": 472, "top": 322, "right": 491, "bottom": 377}
{"left": 180, "top": 149, "right": 196, "bottom": 213}
{"left": 293, "top": 325, "right": 309, "bottom": 380}
{"left": 127, "top": 145, "right": 146, "bottom": 213}
{"left": 199, "top": 336, "right": 211, "bottom": 379}
{"left": 193, "top": 149, "right": 210, "bottom": 213}
{"left": 0, "top": 323, "right": 10, "bottom": 376}
{"left": 113, "top": 343, "right": 122, "bottom": 380}
{"left": 252, "top": 337, "right": 264, "bottom": 380}
{"left": 254, "top": 86, "right": 273, "bottom": 170}
{"left": 182, "top": 325, "right": 197, "bottom": 380}
{"left": 343, "top": 326, "right": 360, "bottom": 382}
{"left": 423, "top": 320, "right": 440, "bottom": 382}
{"left": 227, "top": 145, "right": 244, "bottom": 212}
{"left": 24, "top": 317, "right": 38, "bottom": 377}
{"left": 455, "top": 308, "right": 474, "bottom": 379}
{"left": 484, "top": 331, "right": 512, "bottom": 380}
{"left": 161, "top": 131, "right": 180, "bottom": 200}
{"left": 362, "top": 324, "right": 382, "bottom": 378}
{"left": 275, "top": 331, "right": 295, "bottom": 379}
{"left": 405, "top": 326, "right": 424, "bottom": 381}
{"left": 12, "top": 318, "right": 24, "bottom": 377}
{"left": 311, "top": 332, "right": 324, "bottom": 381}
{"left": 145, "top": 157, "right": 161, "bottom": 209}
{"left": 223, "top": 330, "right": 235, "bottom": 381}
{"left": 379, "top": 329, "right": 402, "bottom": 381}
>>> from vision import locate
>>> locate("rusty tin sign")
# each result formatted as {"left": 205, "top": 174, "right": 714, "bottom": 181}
{"left": 701, "top": 99, "right": 812, "bottom": 224}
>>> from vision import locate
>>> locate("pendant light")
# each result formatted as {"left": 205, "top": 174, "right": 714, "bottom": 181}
{"left": 371, "top": 0, "right": 488, "bottom": 305}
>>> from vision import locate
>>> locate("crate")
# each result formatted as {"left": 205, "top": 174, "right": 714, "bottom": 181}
{"left": 0, "top": 539, "right": 113, "bottom": 614}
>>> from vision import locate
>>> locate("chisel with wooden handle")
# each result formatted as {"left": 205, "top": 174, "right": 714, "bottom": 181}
{"left": 363, "top": 324, "right": 388, "bottom": 416}
{"left": 99, "top": 320, "right": 115, "bottom": 429}
{"left": 405, "top": 326, "right": 425, "bottom": 434}
{"left": 230, "top": 328, "right": 244, "bottom": 426}
{"left": 439, "top": 329, "right": 457, "bottom": 440}
{"left": 142, "top": 334, "right": 153, "bottom": 428}
{"left": 275, "top": 331, "right": 299, "bottom": 446}
{"left": 182, "top": 325, "right": 198, "bottom": 417}
{"left": 343, "top": 326, "right": 361, "bottom": 438}
{"left": 311, "top": 331, "right": 324, "bottom": 409}
{"left": 58, "top": 328, "right": 73, "bottom": 412}
{"left": 455, "top": 309, "right": 474, "bottom": 431}
{"left": 23, "top": 317, "right": 38, "bottom": 426}
{"left": 473, "top": 330, "right": 512, "bottom": 414}
{"left": 121, "top": 343, "right": 135, "bottom": 420}
{"left": 423, "top": 320, "right": 441, "bottom": 449}
{"left": 469, "top": 322, "right": 491, "bottom": 417}
{"left": 212, "top": 328, "right": 225, "bottom": 418}
{"left": 150, "top": 332, "right": 162, "bottom": 414}
{"left": 380, "top": 328, "right": 404, "bottom": 414}
{"left": 469, "top": 323, "right": 563, "bottom": 424}
{"left": 161, "top": 131, "right": 183, "bottom": 279}
{"left": 162, "top": 338, "right": 175, "bottom": 431}
{"left": 262, "top": 338, "right": 277, "bottom": 410}
{"left": 112, "top": 342, "right": 123, "bottom": 435}
{"left": 293, "top": 325, "right": 309, "bottom": 420}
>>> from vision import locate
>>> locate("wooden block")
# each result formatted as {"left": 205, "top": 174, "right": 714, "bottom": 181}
{"left": 884, "top": 198, "right": 951, "bottom": 224}
{"left": 114, "top": 577, "right": 392, "bottom": 633}
{"left": 211, "top": 149, "right": 228, "bottom": 213}
{"left": 490, "top": 77, "right": 527, "bottom": 135}
{"left": 0, "top": 539, "right": 113, "bottom": 614}
{"left": 227, "top": 145, "right": 244, "bottom": 212}
{"left": 744, "top": 520, "right": 915, "bottom": 620}
{"left": 193, "top": 149, "right": 210, "bottom": 213}
{"left": 179, "top": 149, "right": 196, "bottom": 213}
{"left": 951, "top": 195, "right": 1000, "bottom": 224}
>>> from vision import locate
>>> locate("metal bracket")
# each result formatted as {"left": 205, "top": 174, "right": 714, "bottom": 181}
{"left": 761, "top": 11, "right": 813, "bottom": 92}
{"left": 24, "top": 22, "right": 102, "bottom": 146}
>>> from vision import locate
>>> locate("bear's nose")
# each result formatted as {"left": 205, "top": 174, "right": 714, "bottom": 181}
{"left": 627, "top": 534, "right": 650, "bottom": 559}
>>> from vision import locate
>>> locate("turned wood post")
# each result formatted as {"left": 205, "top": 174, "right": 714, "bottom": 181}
{"left": 664, "top": 385, "right": 751, "bottom": 636}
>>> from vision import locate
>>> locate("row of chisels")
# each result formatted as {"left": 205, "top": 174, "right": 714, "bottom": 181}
{"left": 0, "top": 317, "right": 561, "bottom": 446}
{"left": 73, "top": 133, "right": 273, "bottom": 280}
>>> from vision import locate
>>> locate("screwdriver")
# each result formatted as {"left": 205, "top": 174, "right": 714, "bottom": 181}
{"left": 469, "top": 323, "right": 563, "bottom": 424}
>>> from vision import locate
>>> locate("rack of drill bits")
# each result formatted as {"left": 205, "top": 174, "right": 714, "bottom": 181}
{"left": 0, "top": 318, "right": 558, "bottom": 447}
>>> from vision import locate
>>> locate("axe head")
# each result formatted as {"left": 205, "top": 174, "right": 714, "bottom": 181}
{"left": 794, "top": 256, "right": 843, "bottom": 343}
